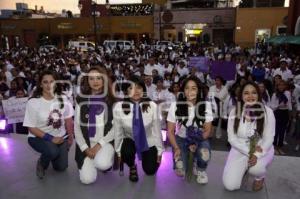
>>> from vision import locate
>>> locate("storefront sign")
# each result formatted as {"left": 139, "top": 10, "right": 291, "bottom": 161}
{"left": 185, "top": 29, "right": 202, "bottom": 35}
{"left": 1, "top": 25, "right": 17, "bottom": 30}
{"left": 121, "top": 23, "right": 141, "bottom": 29}
{"left": 183, "top": 24, "right": 207, "bottom": 30}
{"left": 57, "top": 23, "right": 74, "bottom": 30}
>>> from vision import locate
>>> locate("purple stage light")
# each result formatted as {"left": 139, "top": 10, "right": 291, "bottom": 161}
{"left": 0, "top": 138, "right": 8, "bottom": 150}
{"left": 0, "top": 119, "right": 7, "bottom": 130}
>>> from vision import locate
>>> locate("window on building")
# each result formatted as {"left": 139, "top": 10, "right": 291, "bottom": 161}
{"left": 255, "top": 29, "right": 271, "bottom": 43}
{"left": 277, "top": 26, "right": 287, "bottom": 35}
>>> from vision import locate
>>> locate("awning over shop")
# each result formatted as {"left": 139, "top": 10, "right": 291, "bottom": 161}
{"left": 267, "top": 35, "right": 300, "bottom": 45}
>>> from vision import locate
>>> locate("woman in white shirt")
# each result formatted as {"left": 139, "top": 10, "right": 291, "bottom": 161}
{"left": 270, "top": 79, "right": 292, "bottom": 155}
{"left": 208, "top": 76, "right": 229, "bottom": 139}
{"left": 258, "top": 82, "right": 271, "bottom": 107}
{"left": 23, "top": 70, "right": 74, "bottom": 179}
{"left": 74, "top": 66, "right": 115, "bottom": 184}
{"left": 222, "top": 85, "right": 240, "bottom": 129}
{"left": 223, "top": 82, "right": 275, "bottom": 191}
{"left": 293, "top": 84, "right": 300, "bottom": 151}
{"left": 167, "top": 76, "right": 213, "bottom": 184}
{"left": 114, "top": 75, "right": 163, "bottom": 182}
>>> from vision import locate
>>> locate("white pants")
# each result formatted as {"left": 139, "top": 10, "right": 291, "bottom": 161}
{"left": 222, "top": 147, "right": 274, "bottom": 191}
{"left": 79, "top": 144, "right": 115, "bottom": 185}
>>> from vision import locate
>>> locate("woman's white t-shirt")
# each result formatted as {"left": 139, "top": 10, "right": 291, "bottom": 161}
{"left": 23, "top": 96, "right": 74, "bottom": 138}
{"left": 167, "top": 101, "right": 214, "bottom": 138}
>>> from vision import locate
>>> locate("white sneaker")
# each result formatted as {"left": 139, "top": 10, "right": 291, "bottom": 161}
{"left": 295, "top": 144, "right": 300, "bottom": 151}
{"left": 175, "top": 160, "right": 185, "bottom": 177}
{"left": 175, "top": 168, "right": 185, "bottom": 177}
{"left": 196, "top": 171, "right": 208, "bottom": 184}
{"left": 193, "top": 162, "right": 198, "bottom": 176}
{"left": 283, "top": 140, "right": 288, "bottom": 145}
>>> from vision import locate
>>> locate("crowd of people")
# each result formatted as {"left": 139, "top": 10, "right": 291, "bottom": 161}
{"left": 1, "top": 40, "right": 300, "bottom": 191}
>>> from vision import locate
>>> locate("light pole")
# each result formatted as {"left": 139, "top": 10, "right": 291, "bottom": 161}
{"left": 159, "top": 5, "right": 162, "bottom": 41}
{"left": 92, "top": 1, "right": 98, "bottom": 50}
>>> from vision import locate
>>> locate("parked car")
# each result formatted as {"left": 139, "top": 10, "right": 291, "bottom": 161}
{"left": 39, "top": 45, "right": 57, "bottom": 52}
{"left": 67, "top": 40, "right": 95, "bottom": 51}
{"left": 103, "top": 40, "right": 134, "bottom": 51}
{"left": 155, "top": 41, "right": 174, "bottom": 50}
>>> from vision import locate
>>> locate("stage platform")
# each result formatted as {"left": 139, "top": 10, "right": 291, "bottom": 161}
{"left": 0, "top": 134, "right": 299, "bottom": 199}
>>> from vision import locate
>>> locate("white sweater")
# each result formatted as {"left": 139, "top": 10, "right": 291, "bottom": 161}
{"left": 113, "top": 101, "right": 164, "bottom": 157}
{"left": 227, "top": 106, "right": 275, "bottom": 159}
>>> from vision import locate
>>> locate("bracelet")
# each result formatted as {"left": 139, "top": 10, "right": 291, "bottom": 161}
{"left": 43, "top": 133, "right": 54, "bottom": 142}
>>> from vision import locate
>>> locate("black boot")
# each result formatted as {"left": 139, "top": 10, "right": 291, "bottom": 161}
{"left": 129, "top": 164, "right": 139, "bottom": 182}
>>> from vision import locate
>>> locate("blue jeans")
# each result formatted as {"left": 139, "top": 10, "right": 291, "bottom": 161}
{"left": 175, "top": 135, "right": 211, "bottom": 171}
{"left": 28, "top": 137, "right": 68, "bottom": 171}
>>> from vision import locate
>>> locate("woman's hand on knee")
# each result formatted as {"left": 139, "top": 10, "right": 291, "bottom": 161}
{"left": 52, "top": 137, "right": 64, "bottom": 145}
{"left": 248, "top": 155, "right": 258, "bottom": 167}
{"left": 85, "top": 148, "right": 96, "bottom": 159}
{"left": 91, "top": 143, "right": 101, "bottom": 154}
{"left": 174, "top": 147, "right": 181, "bottom": 161}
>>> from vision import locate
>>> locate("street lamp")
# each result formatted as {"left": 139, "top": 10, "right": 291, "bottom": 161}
{"left": 92, "top": 1, "right": 98, "bottom": 51}
{"left": 78, "top": 2, "right": 83, "bottom": 14}
{"left": 159, "top": 5, "right": 162, "bottom": 41}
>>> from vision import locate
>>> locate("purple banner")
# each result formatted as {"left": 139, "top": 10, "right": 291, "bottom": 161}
{"left": 188, "top": 56, "right": 209, "bottom": 73}
{"left": 211, "top": 61, "right": 236, "bottom": 81}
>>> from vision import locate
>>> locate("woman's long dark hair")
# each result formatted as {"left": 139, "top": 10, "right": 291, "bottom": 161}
{"left": 175, "top": 76, "right": 206, "bottom": 128}
{"left": 80, "top": 65, "right": 115, "bottom": 105}
{"left": 122, "top": 75, "right": 151, "bottom": 114}
{"left": 30, "top": 70, "right": 64, "bottom": 109}
{"left": 274, "top": 79, "right": 288, "bottom": 104}
{"left": 234, "top": 81, "right": 265, "bottom": 136}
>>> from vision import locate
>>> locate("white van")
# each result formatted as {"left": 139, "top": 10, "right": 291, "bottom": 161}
{"left": 68, "top": 41, "right": 95, "bottom": 51}
{"left": 155, "top": 40, "right": 174, "bottom": 50}
{"left": 103, "top": 40, "right": 134, "bottom": 50}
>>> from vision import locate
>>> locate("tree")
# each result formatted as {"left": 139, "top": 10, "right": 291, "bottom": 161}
{"left": 66, "top": 10, "right": 73, "bottom": 18}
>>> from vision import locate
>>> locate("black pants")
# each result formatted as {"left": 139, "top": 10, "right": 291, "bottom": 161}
{"left": 121, "top": 138, "right": 159, "bottom": 175}
{"left": 28, "top": 137, "right": 68, "bottom": 171}
{"left": 274, "top": 109, "right": 289, "bottom": 147}
{"left": 212, "top": 97, "right": 221, "bottom": 127}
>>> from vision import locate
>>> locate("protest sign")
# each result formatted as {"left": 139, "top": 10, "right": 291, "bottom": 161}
{"left": 188, "top": 57, "right": 210, "bottom": 73}
{"left": 211, "top": 61, "right": 236, "bottom": 80}
{"left": 2, "top": 97, "right": 28, "bottom": 124}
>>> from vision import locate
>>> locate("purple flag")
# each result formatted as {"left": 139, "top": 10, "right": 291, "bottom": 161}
{"left": 211, "top": 61, "right": 236, "bottom": 81}
{"left": 188, "top": 56, "right": 209, "bottom": 73}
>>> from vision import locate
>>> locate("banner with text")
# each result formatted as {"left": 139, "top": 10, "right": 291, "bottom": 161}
{"left": 188, "top": 56, "right": 210, "bottom": 73}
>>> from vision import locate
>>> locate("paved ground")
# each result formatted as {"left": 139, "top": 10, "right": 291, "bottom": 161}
{"left": 0, "top": 134, "right": 299, "bottom": 199}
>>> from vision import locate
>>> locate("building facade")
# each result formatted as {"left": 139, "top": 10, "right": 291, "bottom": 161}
{"left": 0, "top": 16, "right": 153, "bottom": 49}
{"left": 235, "top": 7, "right": 288, "bottom": 47}
{"left": 153, "top": 7, "right": 236, "bottom": 45}
{"left": 287, "top": 0, "right": 300, "bottom": 35}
